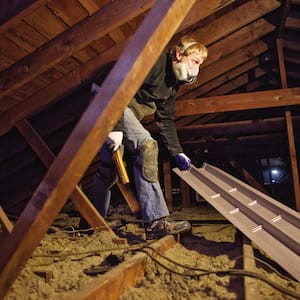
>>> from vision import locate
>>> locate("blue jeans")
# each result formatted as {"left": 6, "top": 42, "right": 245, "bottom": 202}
{"left": 86, "top": 107, "right": 169, "bottom": 224}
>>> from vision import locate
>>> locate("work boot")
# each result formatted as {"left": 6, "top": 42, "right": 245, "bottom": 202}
{"left": 145, "top": 218, "right": 191, "bottom": 240}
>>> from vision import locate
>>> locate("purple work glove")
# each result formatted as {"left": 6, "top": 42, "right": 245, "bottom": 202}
{"left": 175, "top": 153, "right": 191, "bottom": 171}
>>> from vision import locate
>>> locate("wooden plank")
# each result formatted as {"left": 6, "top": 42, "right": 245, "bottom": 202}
{"left": 286, "top": 12, "right": 300, "bottom": 29}
{"left": 175, "top": 87, "right": 300, "bottom": 116}
{"left": 178, "top": 40, "right": 269, "bottom": 98}
{"left": 285, "top": 111, "right": 300, "bottom": 212}
{"left": 15, "top": 119, "right": 115, "bottom": 234}
{"left": 180, "top": 179, "right": 190, "bottom": 208}
{"left": 191, "top": 0, "right": 280, "bottom": 46}
{"left": 0, "top": 1, "right": 196, "bottom": 298}
{"left": 46, "top": 0, "right": 89, "bottom": 26}
{"left": 78, "top": 0, "right": 111, "bottom": 15}
{"left": 182, "top": 134, "right": 293, "bottom": 160}
{"left": 0, "top": 40, "right": 125, "bottom": 136}
{"left": 175, "top": 56, "right": 258, "bottom": 98}
{"left": 277, "top": 37, "right": 300, "bottom": 212}
{"left": 204, "top": 67, "right": 265, "bottom": 97}
{"left": 177, "top": 116, "right": 300, "bottom": 138}
{"left": 0, "top": 0, "right": 155, "bottom": 100}
{"left": 243, "top": 236, "right": 261, "bottom": 300}
{"left": 162, "top": 157, "right": 173, "bottom": 211}
{"left": 228, "top": 160, "right": 269, "bottom": 195}
{"left": 116, "top": 183, "right": 140, "bottom": 216}
{"left": 0, "top": 0, "right": 47, "bottom": 34}
{"left": 3, "top": 21, "right": 48, "bottom": 52}
{"left": 0, "top": 206, "right": 13, "bottom": 234}
{"left": 176, "top": 0, "right": 235, "bottom": 34}
{"left": 204, "top": 19, "right": 275, "bottom": 69}
{"left": 65, "top": 235, "right": 176, "bottom": 300}
{"left": 25, "top": 5, "right": 67, "bottom": 39}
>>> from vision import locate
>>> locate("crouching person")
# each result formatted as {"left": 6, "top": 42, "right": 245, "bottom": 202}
{"left": 81, "top": 35, "right": 208, "bottom": 239}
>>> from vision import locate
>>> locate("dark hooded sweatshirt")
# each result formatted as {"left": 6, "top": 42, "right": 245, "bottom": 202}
{"left": 127, "top": 52, "right": 184, "bottom": 156}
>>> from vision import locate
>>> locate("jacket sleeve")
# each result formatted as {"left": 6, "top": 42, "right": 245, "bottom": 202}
{"left": 155, "top": 95, "right": 183, "bottom": 156}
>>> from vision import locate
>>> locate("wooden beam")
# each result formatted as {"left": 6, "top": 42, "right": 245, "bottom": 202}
{"left": 15, "top": 119, "right": 116, "bottom": 234}
{"left": 243, "top": 236, "right": 261, "bottom": 300}
{"left": 0, "top": 206, "right": 13, "bottom": 235}
{"left": 177, "top": 116, "right": 300, "bottom": 139}
{"left": 188, "top": 58, "right": 261, "bottom": 97}
{"left": 0, "top": 0, "right": 196, "bottom": 298}
{"left": 116, "top": 183, "right": 140, "bottom": 216}
{"left": 182, "top": 133, "right": 293, "bottom": 159}
{"left": 285, "top": 111, "right": 300, "bottom": 211}
{"left": 162, "top": 155, "right": 173, "bottom": 211}
{"left": 179, "top": 40, "right": 269, "bottom": 98}
{"left": 175, "top": 88, "right": 300, "bottom": 116}
{"left": 0, "top": 0, "right": 47, "bottom": 34}
{"left": 65, "top": 235, "right": 176, "bottom": 300}
{"left": 189, "top": 0, "right": 280, "bottom": 46}
{"left": 0, "top": 0, "right": 156, "bottom": 100}
{"left": 0, "top": 41, "right": 125, "bottom": 136}
{"left": 276, "top": 33, "right": 300, "bottom": 211}
{"left": 228, "top": 160, "right": 269, "bottom": 195}
{"left": 204, "top": 67, "right": 265, "bottom": 97}
{"left": 0, "top": 0, "right": 238, "bottom": 137}
{"left": 203, "top": 19, "right": 275, "bottom": 69}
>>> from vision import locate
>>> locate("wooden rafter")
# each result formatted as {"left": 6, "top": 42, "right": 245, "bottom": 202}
{"left": 0, "top": 0, "right": 196, "bottom": 297}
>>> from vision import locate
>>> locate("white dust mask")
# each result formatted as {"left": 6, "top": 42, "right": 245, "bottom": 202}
{"left": 172, "top": 58, "right": 199, "bottom": 83}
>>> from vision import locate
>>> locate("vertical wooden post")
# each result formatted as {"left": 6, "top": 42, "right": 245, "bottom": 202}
{"left": 276, "top": 38, "right": 300, "bottom": 211}
{"left": 0, "top": 206, "right": 13, "bottom": 235}
{"left": 162, "top": 156, "right": 173, "bottom": 211}
{"left": 180, "top": 179, "right": 190, "bottom": 208}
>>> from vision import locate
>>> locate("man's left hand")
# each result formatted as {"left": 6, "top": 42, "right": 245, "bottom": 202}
{"left": 175, "top": 153, "right": 191, "bottom": 171}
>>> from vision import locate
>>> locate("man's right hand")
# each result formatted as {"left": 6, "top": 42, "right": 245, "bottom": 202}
{"left": 106, "top": 131, "right": 123, "bottom": 152}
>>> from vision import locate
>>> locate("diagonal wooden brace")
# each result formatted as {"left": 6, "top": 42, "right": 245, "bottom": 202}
{"left": 15, "top": 119, "right": 116, "bottom": 235}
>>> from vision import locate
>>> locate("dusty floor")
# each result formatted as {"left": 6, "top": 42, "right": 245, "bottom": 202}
{"left": 3, "top": 202, "right": 300, "bottom": 300}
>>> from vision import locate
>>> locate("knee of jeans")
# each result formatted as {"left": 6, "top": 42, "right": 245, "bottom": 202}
{"left": 140, "top": 140, "right": 158, "bottom": 182}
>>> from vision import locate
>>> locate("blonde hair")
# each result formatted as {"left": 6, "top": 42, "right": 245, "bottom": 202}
{"left": 172, "top": 35, "right": 208, "bottom": 60}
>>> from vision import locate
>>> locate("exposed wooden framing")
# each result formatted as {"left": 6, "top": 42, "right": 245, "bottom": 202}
{"left": 15, "top": 119, "right": 116, "bottom": 234}
{"left": 203, "top": 19, "right": 275, "bottom": 68}
{"left": 116, "top": 183, "right": 140, "bottom": 216}
{"left": 0, "top": 0, "right": 156, "bottom": 100}
{"left": 193, "top": 58, "right": 261, "bottom": 97}
{"left": 0, "top": 0, "right": 196, "bottom": 298}
{"left": 0, "top": 0, "right": 47, "bottom": 34}
{"left": 276, "top": 3, "right": 300, "bottom": 211}
{"left": 65, "top": 235, "right": 176, "bottom": 300}
{"left": 0, "top": 40, "right": 125, "bottom": 136}
{"left": 176, "top": 116, "right": 300, "bottom": 139}
{"left": 175, "top": 88, "right": 300, "bottom": 116}
{"left": 180, "top": 179, "right": 191, "bottom": 208}
{"left": 0, "top": 206, "right": 13, "bottom": 235}
{"left": 189, "top": 0, "right": 280, "bottom": 47}
{"left": 204, "top": 67, "right": 265, "bottom": 97}
{"left": 178, "top": 40, "right": 269, "bottom": 98}
{"left": 243, "top": 236, "right": 261, "bottom": 300}
{"left": 228, "top": 160, "right": 269, "bottom": 196}
{"left": 162, "top": 155, "right": 173, "bottom": 211}
{"left": 0, "top": 0, "right": 239, "bottom": 137}
{"left": 182, "top": 133, "right": 293, "bottom": 159}
{"left": 285, "top": 111, "right": 300, "bottom": 211}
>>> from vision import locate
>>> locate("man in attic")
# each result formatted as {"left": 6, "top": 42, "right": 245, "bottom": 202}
{"left": 81, "top": 35, "right": 208, "bottom": 239}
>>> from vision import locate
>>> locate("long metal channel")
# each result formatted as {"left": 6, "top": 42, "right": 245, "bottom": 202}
{"left": 174, "top": 163, "right": 300, "bottom": 281}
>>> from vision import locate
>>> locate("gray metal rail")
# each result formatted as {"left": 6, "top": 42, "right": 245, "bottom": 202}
{"left": 174, "top": 163, "right": 300, "bottom": 281}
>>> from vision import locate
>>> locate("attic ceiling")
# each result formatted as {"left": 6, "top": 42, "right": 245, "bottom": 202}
{"left": 0, "top": 0, "right": 299, "bottom": 215}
